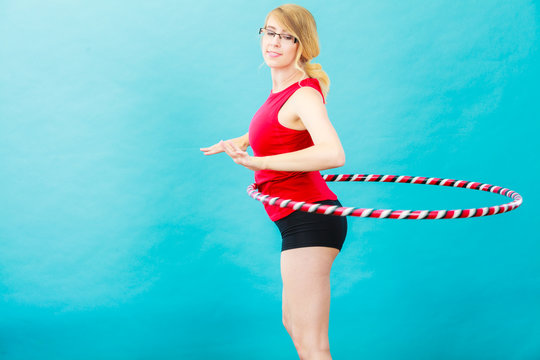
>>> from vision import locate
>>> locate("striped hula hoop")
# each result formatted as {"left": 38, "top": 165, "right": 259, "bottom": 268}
{"left": 246, "top": 174, "right": 523, "bottom": 219}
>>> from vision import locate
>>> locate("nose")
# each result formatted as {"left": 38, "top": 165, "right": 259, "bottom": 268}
{"left": 269, "top": 34, "right": 282, "bottom": 46}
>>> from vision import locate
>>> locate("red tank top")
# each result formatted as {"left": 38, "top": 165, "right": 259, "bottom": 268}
{"left": 249, "top": 77, "right": 337, "bottom": 221}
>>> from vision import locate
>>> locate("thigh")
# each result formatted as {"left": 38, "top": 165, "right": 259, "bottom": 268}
{"left": 281, "top": 247, "right": 339, "bottom": 334}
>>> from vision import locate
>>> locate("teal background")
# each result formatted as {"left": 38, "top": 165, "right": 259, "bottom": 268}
{"left": 0, "top": 1, "right": 538, "bottom": 359}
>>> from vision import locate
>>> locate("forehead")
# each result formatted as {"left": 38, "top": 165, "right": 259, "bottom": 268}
{"left": 266, "top": 16, "right": 290, "bottom": 33}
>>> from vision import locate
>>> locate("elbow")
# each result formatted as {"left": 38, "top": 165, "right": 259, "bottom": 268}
{"left": 331, "top": 147, "right": 345, "bottom": 168}
{"left": 335, "top": 149, "right": 346, "bottom": 168}
{"left": 318, "top": 143, "right": 345, "bottom": 169}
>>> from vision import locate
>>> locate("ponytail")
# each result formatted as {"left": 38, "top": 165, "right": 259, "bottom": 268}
{"left": 295, "top": 60, "right": 330, "bottom": 100}
{"left": 303, "top": 61, "right": 330, "bottom": 100}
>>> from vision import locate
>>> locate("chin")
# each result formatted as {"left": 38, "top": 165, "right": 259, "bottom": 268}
{"left": 265, "top": 58, "right": 288, "bottom": 68}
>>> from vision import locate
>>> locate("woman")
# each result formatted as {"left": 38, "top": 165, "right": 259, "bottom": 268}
{"left": 200, "top": 4, "right": 346, "bottom": 359}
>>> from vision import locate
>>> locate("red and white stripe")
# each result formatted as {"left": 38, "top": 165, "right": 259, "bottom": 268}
{"left": 247, "top": 173, "right": 523, "bottom": 219}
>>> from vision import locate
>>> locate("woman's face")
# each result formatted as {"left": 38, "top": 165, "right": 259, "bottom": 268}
{"left": 261, "top": 15, "right": 299, "bottom": 70}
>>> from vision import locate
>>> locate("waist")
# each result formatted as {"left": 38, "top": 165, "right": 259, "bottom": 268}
{"left": 255, "top": 171, "right": 337, "bottom": 210}
{"left": 255, "top": 169, "right": 312, "bottom": 187}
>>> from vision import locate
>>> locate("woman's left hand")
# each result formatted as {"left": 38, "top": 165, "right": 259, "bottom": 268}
{"left": 222, "top": 140, "right": 264, "bottom": 171}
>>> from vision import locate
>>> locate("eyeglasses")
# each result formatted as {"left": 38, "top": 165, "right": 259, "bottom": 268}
{"left": 259, "top": 28, "right": 298, "bottom": 44}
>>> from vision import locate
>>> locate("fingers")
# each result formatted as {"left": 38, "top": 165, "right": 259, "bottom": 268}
{"left": 201, "top": 148, "right": 219, "bottom": 155}
{"left": 222, "top": 140, "right": 246, "bottom": 165}
{"left": 200, "top": 139, "right": 243, "bottom": 155}
{"left": 200, "top": 137, "right": 249, "bottom": 156}
{"left": 199, "top": 141, "right": 225, "bottom": 155}
{"left": 223, "top": 140, "right": 246, "bottom": 157}
{"left": 201, "top": 140, "right": 258, "bottom": 170}
{"left": 222, "top": 140, "right": 236, "bottom": 158}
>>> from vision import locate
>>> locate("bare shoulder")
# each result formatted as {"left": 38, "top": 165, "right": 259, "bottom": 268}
{"left": 292, "top": 86, "right": 324, "bottom": 104}
{"left": 289, "top": 86, "right": 325, "bottom": 116}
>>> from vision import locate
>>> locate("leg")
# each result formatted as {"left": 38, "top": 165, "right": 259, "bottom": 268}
{"left": 282, "top": 287, "right": 293, "bottom": 338}
{"left": 281, "top": 246, "right": 339, "bottom": 360}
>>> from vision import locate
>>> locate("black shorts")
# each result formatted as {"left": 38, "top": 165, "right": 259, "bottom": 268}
{"left": 274, "top": 200, "right": 348, "bottom": 252}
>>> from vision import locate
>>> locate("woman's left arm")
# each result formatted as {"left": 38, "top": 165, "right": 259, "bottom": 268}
{"left": 223, "top": 87, "right": 345, "bottom": 172}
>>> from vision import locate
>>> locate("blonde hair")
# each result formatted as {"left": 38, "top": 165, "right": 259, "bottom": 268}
{"left": 263, "top": 4, "right": 330, "bottom": 99}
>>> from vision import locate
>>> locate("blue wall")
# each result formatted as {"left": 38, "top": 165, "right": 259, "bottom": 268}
{"left": 0, "top": 1, "right": 538, "bottom": 359}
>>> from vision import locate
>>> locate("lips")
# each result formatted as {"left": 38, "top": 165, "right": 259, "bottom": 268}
{"left": 267, "top": 51, "right": 282, "bottom": 57}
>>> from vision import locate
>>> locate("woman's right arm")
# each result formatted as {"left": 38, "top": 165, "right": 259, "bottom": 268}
{"left": 200, "top": 132, "right": 249, "bottom": 155}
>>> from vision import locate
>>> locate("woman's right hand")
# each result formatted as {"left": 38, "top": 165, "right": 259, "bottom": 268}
{"left": 200, "top": 134, "right": 249, "bottom": 156}
{"left": 200, "top": 140, "right": 227, "bottom": 155}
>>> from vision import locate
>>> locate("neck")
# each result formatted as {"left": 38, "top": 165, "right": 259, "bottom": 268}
{"left": 271, "top": 66, "right": 307, "bottom": 92}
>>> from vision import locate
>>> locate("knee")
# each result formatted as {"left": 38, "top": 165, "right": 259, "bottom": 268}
{"left": 296, "top": 341, "right": 331, "bottom": 360}
{"left": 290, "top": 331, "right": 330, "bottom": 359}
{"left": 282, "top": 312, "right": 291, "bottom": 333}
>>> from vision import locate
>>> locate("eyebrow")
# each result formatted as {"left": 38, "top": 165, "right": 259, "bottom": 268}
{"left": 266, "top": 25, "right": 290, "bottom": 34}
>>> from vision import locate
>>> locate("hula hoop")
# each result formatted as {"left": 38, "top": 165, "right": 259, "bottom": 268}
{"left": 246, "top": 174, "right": 523, "bottom": 219}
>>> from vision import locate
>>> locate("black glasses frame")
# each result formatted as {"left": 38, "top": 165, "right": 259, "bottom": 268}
{"left": 259, "top": 28, "right": 298, "bottom": 43}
